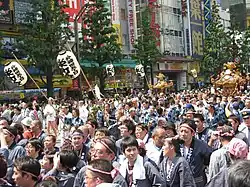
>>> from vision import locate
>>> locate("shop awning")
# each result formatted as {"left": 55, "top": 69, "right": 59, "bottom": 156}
{"left": 80, "top": 59, "right": 136, "bottom": 68}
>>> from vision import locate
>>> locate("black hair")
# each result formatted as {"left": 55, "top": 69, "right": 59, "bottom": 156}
{"left": 44, "top": 150, "right": 57, "bottom": 164}
{"left": 228, "top": 160, "right": 250, "bottom": 187}
{"left": 121, "top": 135, "right": 138, "bottom": 153}
{"left": 94, "top": 127, "right": 110, "bottom": 137}
{"left": 121, "top": 119, "right": 136, "bottom": 135}
{"left": 193, "top": 113, "right": 204, "bottom": 122}
{"left": 0, "top": 155, "right": 7, "bottom": 178}
{"left": 88, "top": 159, "right": 113, "bottom": 183}
{"left": 14, "top": 156, "right": 41, "bottom": 181}
{"left": 136, "top": 123, "right": 148, "bottom": 132}
{"left": 59, "top": 150, "right": 79, "bottom": 170}
{"left": 27, "top": 138, "right": 44, "bottom": 152}
{"left": 166, "top": 138, "right": 184, "bottom": 156}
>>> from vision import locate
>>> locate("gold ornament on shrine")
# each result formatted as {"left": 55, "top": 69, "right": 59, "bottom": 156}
{"left": 150, "top": 73, "right": 173, "bottom": 92}
{"left": 211, "top": 62, "right": 247, "bottom": 96}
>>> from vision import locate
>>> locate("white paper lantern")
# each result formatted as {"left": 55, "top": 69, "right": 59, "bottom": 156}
{"left": 4, "top": 61, "right": 28, "bottom": 86}
{"left": 135, "top": 64, "right": 145, "bottom": 77}
{"left": 106, "top": 64, "right": 115, "bottom": 77}
{"left": 57, "top": 51, "right": 81, "bottom": 79}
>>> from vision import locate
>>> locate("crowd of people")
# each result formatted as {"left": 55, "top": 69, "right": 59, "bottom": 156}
{"left": 0, "top": 88, "right": 250, "bottom": 187}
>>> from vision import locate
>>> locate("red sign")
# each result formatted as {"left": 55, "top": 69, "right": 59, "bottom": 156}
{"left": 148, "top": 0, "right": 160, "bottom": 46}
{"left": 181, "top": 0, "right": 187, "bottom": 17}
{"left": 62, "top": 0, "right": 82, "bottom": 22}
{"left": 72, "top": 78, "right": 79, "bottom": 88}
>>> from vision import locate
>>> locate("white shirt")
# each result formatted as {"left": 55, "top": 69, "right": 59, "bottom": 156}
{"left": 43, "top": 104, "right": 56, "bottom": 121}
{"left": 145, "top": 140, "right": 162, "bottom": 164}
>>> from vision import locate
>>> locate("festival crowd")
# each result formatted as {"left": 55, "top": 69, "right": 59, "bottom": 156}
{"left": 0, "top": 89, "right": 250, "bottom": 187}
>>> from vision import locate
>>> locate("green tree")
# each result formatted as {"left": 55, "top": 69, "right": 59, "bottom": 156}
{"left": 80, "top": 0, "right": 122, "bottom": 93}
{"left": 202, "top": 3, "right": 228, "bottom": 77}
{"left": 133, "top": 6, "right": 161, "bottom": 85}
{"left": 15, "top": 0, "right": 72, "bottom": 97}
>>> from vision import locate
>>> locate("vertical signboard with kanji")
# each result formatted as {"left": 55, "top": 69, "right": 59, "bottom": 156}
{"left": 111, "top": 0, "right": 122, "bottom": 45}
{"left": 127, "top": 0, "right": 135, "bottom": 51}
{"left": 0, "top": 0, "right": 12, "bottom": 24}
{"left": 148, "top": 0, "right": 160, "bottom": 46}
{"left": 204, "top": 0, "right": 211, "bottom": 36}
{"left": 190, "top": 0, "right": 204, "bottom": 59}
{"left": 61, "top": 0, "right": 82, "bottom": 31}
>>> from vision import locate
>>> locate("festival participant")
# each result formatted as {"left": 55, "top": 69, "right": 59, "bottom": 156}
{"left": 135, "top": 123, "right": 150, "bottom": 144}
{"left": 94, "top": 127, "right": 109, "bottom": 141}
{"left": 30, "top": 120, "right": 46, "bottom": 143}
{"left": 164, "top": 122, "right": 177, "bottom": 138}
{"left": 71, "top": 129, "right": 89, "bottom": 163}
{"left": 145, "top": 127, "right": 166, "bottom": 164}
{"left": 43, "top": 135, "right": 58, "bottom": 152}
{"left": 29, "top": 104, "right": 43, "bottom": 123}
{"left": 0, "top": 117, "right": 9, "bottom": 128}
{"left": 13, "top": 156, "right": 41, "bottom": 187}
{"left": 74, "top": 137, "right": 127, "bottom": 187}
{"left": 40, "top": 150, "right": 56, "bottom": 177}
{"left": 208, "top": 125, "right": 234, "bottom": 180}
{"left": 43, "top": 98, "right": 57, "bottom": 137}
{"left": 160, "top": 137, "right": 196, "bottom": 187}
{"left": 238, "top": 109, "right": 250, "bottom": 145}
{"left": 25, "top": 138, "right": 43, "bottom": 161}
{"left": 119, "top": 136, "right": 165, "bottom": 187}
{"left": 3, "top": 126, "right": 26, "bottom": 162}
{"left": 78, "top": 100, "right": 88, "bottom": 124}
{"left": 1, "top": 104, "right": 12, "bottom": 122}
{"left": 206, "top": 138, "right": 248, "bottom": 187}
{"left": 128, "top": 107, "right": 139, "bottom": 124}
{"left": 84, "top": 159, "right": 115, "bottom": 187}
{"left": 21, "top": 117, "right": 34, "bottom": 140}
{"left": 12, "top": 106, "right": 23, "bottom": 124}
{"left": 116, "top": 119, "right": 135, "bottom": 156}
{"left": 72, "top": 108, "right": 84, "bottom": 127}
{"left": 204, "top": 102, "right": 225, "bottom": 129}
{"left": 86, "top": 120, "right": 99, "bottom": 139}
{"left": 43, "top": 150, "right": 79, "bottom": 187}
{"left": 179, "top": 119, "right": 212, "bottom": 187}
{"left": 194, "top": 113, "right": 212, "bottom": 144}
{"left": 228, "top": 160, "right": 250, "bottom": 187}
{"left": 228, "top": 115, "right": 249, "bottom": 146}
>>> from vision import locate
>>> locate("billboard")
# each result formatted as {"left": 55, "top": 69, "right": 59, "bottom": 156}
{"left": 127, "top": 0, "right": 136, "bottom": 51}
{"left": 204, "top": 0, "right": 211, "bottom": 36}
{"left": 0, "top": 0, "right": 12, "bottom": 24}
{"left": 189, "top": 0, "right": 204, "bottom": 59}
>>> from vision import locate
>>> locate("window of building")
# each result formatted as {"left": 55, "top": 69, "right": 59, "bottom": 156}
{"left": 122, "top": 34, "right": 128, "bottom": 46}
{"left": 120, "top": 8, "right": 126, "bottom": 20}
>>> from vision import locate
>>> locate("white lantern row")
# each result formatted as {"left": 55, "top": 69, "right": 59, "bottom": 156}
{"left": 4, "top": 61, "right": 28, "bottom": 86}
{"left": 106, "top": 64, "right": 115, "bottom": 77}
{"left": 135, "top": 64, "right": 145, "bottom": 78}
{"left": 56, "top": 51, "right": 81, "bottom": 79}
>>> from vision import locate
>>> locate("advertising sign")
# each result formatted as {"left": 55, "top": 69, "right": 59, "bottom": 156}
{"left": 204, "top": 0, "right": 211, "bottom": 35}
{"left": 14, "top": 0, "right": 32, "bottom": 24}
{"left": 190, "top": 0, "right": 204, "bottom": 59}
{"left": 0, "top": 0, "right": 12, "bottom": 24}
{"left": 127, "top": 0, "right": 135, "bottom": 51}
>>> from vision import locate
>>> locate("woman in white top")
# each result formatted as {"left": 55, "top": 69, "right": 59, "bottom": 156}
{"left": 43, "top": 97, "right": 57, "bottom": 137}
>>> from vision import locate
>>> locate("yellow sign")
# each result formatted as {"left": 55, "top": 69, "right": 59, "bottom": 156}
{"left": 26, "top": 75, "right": 72, "bottom": 88}
{"left": 112, "top": 24, "right": 122, "bottom": 45}
{"left": 2, "top": 59, "right": 29, "bottom": 65}
{"left": 167, "top": 63, "right": 188, "bottom": 70}
{"left": 20, "top": 93, "right": 25, "bottom": 99}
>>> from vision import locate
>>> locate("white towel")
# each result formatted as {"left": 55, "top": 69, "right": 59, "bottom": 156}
{"left": 119, "top": 155, "right": 146, "bottom": 185}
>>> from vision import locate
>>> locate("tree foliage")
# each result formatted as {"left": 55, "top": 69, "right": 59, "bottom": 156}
{"left": 133, "top": 6, "right": 161, "bottom": 66}
{"left": 15, "top": 0, "right": 72, "bottom": 97}
{"left": 202, "top": 3, "right": 250, "bottom": 78}
{"left": 80, "top": 0, "right": 122, "bottom": 92}
{"left": 202, "top": 3, "right": 228, "bottom": 77}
